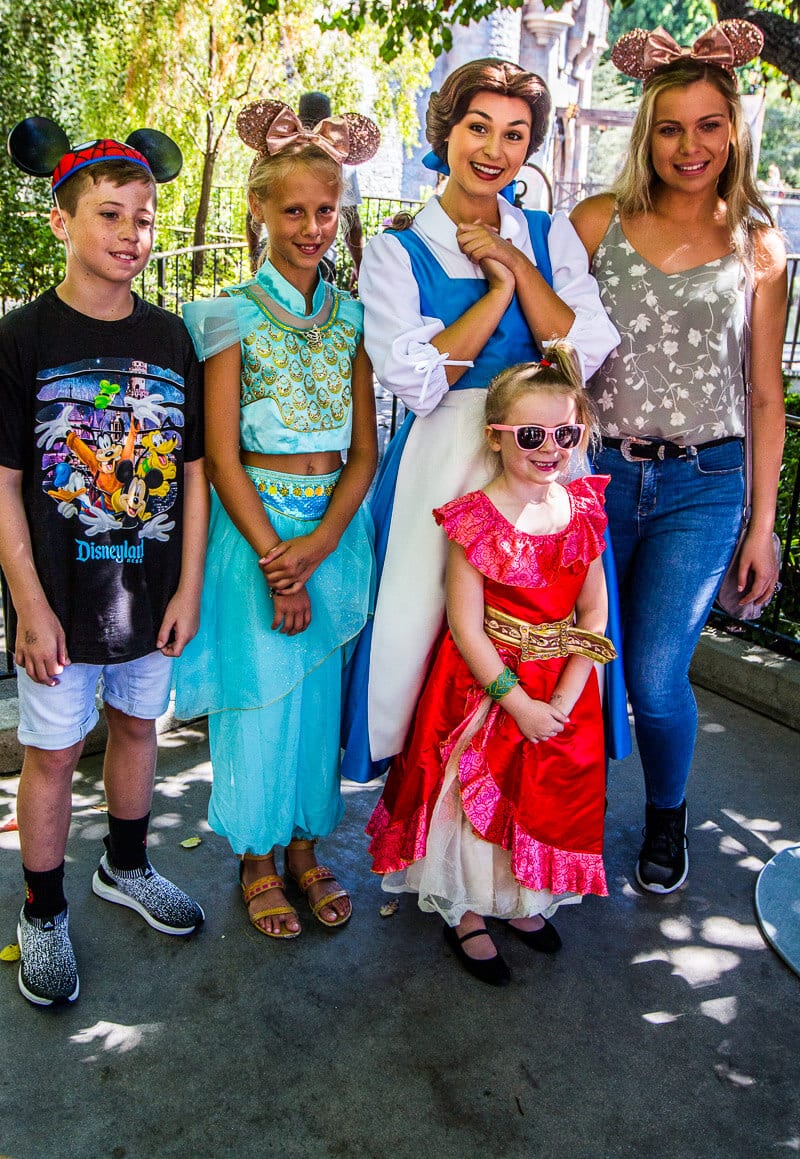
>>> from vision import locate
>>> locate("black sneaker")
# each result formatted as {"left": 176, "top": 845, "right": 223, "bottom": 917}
{"left": 17, "top": 907, "right": 80, "bottom": 1007}
{"left": 92, "top": 850, "right": 204, "bottom": 935}
{"left": 636, "top": 801, "right": 689, "bottom": 894}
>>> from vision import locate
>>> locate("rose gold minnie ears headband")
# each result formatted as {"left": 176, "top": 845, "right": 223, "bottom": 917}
{"left": 611, "top": 20, "right": 764, "bottom": 84}
{"left": 236, "top": 100, "right": 380, "bottom": 166}
{"left": 7, "top": 117, "right": 182, "bottom": 193}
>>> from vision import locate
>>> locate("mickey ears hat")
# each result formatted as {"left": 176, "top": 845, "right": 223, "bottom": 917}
{"left": 7, "top": 117, "right": 183, "bottom": 193}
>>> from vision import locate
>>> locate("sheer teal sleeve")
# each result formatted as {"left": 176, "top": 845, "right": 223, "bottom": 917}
{"left": 182, "top": 298, "right": 240, "bottom": 362}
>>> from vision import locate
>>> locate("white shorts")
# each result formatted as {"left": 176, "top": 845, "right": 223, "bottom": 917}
{"left": 16, "top": 650, "right": 173, "bottom": 751}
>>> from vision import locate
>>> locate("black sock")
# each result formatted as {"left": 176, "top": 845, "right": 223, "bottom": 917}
{"left": 23, "top": 862, "right": 67, "bottom": 921}
{"left": 106, "top": 812, "right": 150, "bottom": 871}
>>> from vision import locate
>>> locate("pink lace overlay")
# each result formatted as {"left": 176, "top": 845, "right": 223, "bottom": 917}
{"left": 433, "top": 475, "right": 609, "bottom": 587}
{"left": 368, "top": 692, "right": 608, "bottom": 898}
{"left": 456, "top": 735, "right": 608, "bottom": 896}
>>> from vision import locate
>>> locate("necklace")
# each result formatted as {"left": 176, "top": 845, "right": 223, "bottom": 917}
{"left": 244, "top": 281, "right": 336, "bottom": 349}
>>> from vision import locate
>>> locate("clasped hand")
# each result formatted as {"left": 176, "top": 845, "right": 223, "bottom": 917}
{"left": 456, "top": 222, "right": 518, "bottom": 290}
{"left": 509, "top": 694, "right": 569, "bottom": 744}
{"left": 259, "top": 533, "right": 327, "bottom": 595}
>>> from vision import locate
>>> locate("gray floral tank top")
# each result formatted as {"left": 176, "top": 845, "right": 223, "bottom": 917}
{"left": 590, "top": 211, "right": 746, "bottom": 444}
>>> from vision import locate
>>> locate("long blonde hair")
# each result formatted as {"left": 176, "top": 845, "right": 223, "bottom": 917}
{"left": 613, "top": 60, "right": 773, "bottom": 252}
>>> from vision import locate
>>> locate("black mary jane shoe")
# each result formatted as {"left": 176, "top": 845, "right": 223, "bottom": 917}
{"left": 506, "top": 917, "right": 562, "bottom": 954}
{"left": 443, "top": 924, "right": 511, "bottom": 987}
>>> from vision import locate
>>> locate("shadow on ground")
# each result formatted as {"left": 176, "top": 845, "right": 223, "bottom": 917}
{"left": 0, "top": 688, "right": 798, "bottom": 1159}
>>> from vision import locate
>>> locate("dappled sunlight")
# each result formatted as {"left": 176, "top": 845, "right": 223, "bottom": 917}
{"left": 722, "top": 808, "right": 800, "bottom": 857}
{"left": 699, "top": 996, "right": 738, "bottom": 1024}
{"left": 659, "top": 916, "right": 693, "bottom": 941}
{"left": 77, "top": 822, "right": 111, "bottom": 842}
{"left": 149, "top": 813, "right": 184, "bottom": 829}
{"left": 699, "top": 721, "right": 726, "bottom": 734}
{"left": 700, "top": 917, "right": 765, "bottom": 950}
{"left": 736, "top": 856, "right": 767, "bottom": 872}
{"left": 70, "top": 1020, "right": 162, "bottom": 1061}
{"left": 156, "top": 726, "right": 208, "bottom": 749}
{"left": 153, "top": 767, "right": 212, "bottom": 800}
{"left": 642, "top": 1010, "right": 684, "bottom": 1024}
{"left": 0, "top": 831, "right": 20, "bottom": 852}
{"left": 776, "top": 1139, "right": 800, "bottom": 1152}
{"left": 714, "top": 1059, "right": 757, "bottom": 1088}
{"left": 341, "top": 777, "right": 384, "bottom": 796}
{"left": 719, "top": 834, "right": 749, "bottom": 856}
{"left": 632, "top": 945, "right": 741, "bottom": 987}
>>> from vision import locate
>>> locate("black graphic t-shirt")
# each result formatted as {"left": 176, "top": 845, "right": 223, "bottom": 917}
{"left": 0, "top": 289, "right": 203, "bottom": 664}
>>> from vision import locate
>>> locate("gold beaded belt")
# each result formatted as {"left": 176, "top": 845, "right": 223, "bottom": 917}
{"left": 483, "top": 604, "right": 617, "bottom": 665}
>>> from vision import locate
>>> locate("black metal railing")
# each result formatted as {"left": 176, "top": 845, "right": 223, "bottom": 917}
{"left": 3, "top": 211, "right": 800, "bottom": 675}
{"left": 137, "top": 242, "right": 249, "bottom": 312}
{"left": 784, "top": 254, "right": 800, "bottom": 376}
{"left": 709, "top": 412, "right": 800, "bottom": 659}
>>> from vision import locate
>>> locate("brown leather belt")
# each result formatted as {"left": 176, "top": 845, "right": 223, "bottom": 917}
{"left": 483, "top": 604, "right": 617, "bottom": 665}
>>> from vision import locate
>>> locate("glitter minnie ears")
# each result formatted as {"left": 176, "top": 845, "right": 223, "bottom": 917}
{"left": 7, "top": 117, "right": 183, "bottom": 193}
{"left": 237, "top": 100, "right": 380, "bottom": 166}
{"left": 611, "top": 20, "right": 764, "bottom": 83}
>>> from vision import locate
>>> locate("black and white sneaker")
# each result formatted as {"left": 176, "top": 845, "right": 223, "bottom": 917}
{"left": 17, "top": 907, "right": 80, "bottom": 1007}
{"left": 636, "top": 800, "right": 689, "bottom": 894}
{"left": 92, "top": 849, "right": 204, "bottom": 935}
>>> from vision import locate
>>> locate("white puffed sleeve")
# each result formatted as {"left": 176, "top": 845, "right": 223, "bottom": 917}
{"left": 359, "top": 232, "right": 454, "bottom": 418}
{"left": 547, "top": 212, "right": 620, "bottom": 378}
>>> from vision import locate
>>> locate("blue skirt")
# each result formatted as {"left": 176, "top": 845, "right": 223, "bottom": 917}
{"left": 175, "top": 466, "right": 374, "bottom": 854}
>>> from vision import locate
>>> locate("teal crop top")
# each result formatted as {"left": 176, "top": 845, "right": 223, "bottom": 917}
{"left": 183, "top": 259, "right": 364, "bottom": 455}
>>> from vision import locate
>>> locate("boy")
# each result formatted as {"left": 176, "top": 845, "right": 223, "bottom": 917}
{"left": 0, "top": 123, "right": 208, "bottom": 1006}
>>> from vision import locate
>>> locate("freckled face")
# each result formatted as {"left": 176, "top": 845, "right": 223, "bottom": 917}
{"left": 50, "top": 177, "right": 155, "bottom": 286}
{"left": 443, "top": 91, "right": 532, "bottom": 199}
{"left": 649, "top": 80, "right": 732, "bottom": 194}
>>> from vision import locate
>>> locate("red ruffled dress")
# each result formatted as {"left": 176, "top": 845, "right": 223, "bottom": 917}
{"left": 366, "top": 476, "right": 611, "bottom": 925}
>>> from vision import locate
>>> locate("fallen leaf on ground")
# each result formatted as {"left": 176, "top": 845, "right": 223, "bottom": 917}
{"left": 379, "top": 900, "right": 399, "bottom": 918}
{"left": 180, "top": 836, "right": 202, "bottom": 849}
{"left": 92, "top": 803, "right": 109, "bottom": 813}
{"left": 0, "top": 943, "right": 21, "bottom": 962}
{"left": 0, "top": 817, "right": 18, "bottom": 832}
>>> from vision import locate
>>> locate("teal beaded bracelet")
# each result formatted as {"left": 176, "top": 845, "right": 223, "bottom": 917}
{"left": 484, "top": 666, "right": 519, "bottom": 701}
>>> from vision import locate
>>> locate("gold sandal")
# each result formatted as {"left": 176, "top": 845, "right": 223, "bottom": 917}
{"left": 239, "top": 856, "right": 300, "bottom": 939}
{"left": 285, "top": 840, "right": 352, "bottom": 929}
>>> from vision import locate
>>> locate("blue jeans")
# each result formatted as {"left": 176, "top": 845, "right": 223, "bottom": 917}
{"left": 594, "top": 441, "right": 744, "bottom": 810}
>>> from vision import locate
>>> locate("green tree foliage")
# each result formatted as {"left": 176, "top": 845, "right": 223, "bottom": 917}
{"left": 259, "top": 0, "right": 800, "bottom": 84}
{"left": 0, "top": 0, "right": 432, "bottom": 299}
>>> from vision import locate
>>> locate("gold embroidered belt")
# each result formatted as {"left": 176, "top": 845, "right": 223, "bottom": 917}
{"left": 483, "top": 605, "right": 617, "bottom": 665}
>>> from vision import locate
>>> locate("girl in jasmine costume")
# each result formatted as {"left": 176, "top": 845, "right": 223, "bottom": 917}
{"left": 342, "top": 57, "right": 627, "bottom": 782}
{"left": 177, "top": 99, "right": 379, "bottom": 938}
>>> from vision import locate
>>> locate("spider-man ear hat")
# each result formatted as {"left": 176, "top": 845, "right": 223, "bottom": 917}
{"left": 7, "top": 117, "right": 183, "bottom": 194}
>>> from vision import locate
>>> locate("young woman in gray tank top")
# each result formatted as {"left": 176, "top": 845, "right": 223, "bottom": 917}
{"left": 571, "top": 20, "right": 786, "bottom": 895}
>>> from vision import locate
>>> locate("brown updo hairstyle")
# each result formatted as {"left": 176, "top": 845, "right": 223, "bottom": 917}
{"left": 485, "top": 341, "right": 599, "bottom": 474}
{"left": 427, "top": 57, "right": 552, "bottom": 165}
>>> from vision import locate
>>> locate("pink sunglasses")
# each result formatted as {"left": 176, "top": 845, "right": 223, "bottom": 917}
{"left": 489, "top": 423, "right": 585, "bottom": 451}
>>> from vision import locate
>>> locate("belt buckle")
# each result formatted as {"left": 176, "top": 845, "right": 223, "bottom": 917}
{"left": 620, "top": 437, "right": 644, "bottom": 462}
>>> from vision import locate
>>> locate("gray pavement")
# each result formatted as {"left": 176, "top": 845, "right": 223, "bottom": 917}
{"left": 0, "top": 689, "right": 798, "bottom": 1159}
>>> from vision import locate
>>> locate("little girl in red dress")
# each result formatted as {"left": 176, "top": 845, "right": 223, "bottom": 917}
{"left": 366, "top": 342, "right": 615, "bottom": 986}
